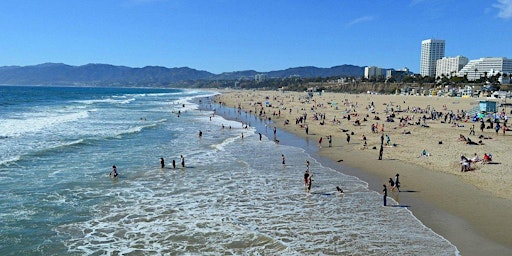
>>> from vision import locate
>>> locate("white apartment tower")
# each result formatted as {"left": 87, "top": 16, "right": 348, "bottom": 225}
{"left": 420, "top": 39, "right": 445, "bottom": 77}
{"left": 435, "top": 56, "right": 469, "bottom": 79}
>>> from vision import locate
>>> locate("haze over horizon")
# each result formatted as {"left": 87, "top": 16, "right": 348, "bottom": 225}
{"left": 1, "top": 0, "right": 511, "bottom": 74}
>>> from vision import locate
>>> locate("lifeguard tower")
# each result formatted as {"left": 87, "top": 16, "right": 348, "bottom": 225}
{"left": 479, "top": 100, "right": 497, "bottom": 113}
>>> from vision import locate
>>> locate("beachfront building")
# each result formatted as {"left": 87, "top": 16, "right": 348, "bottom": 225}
{"left": 435, "top": 56, "right": 469, "bottom": 79}
{"left": 458, "top": 57, "right": 512, "bottom": 83}
{"left": 364, "top": 66, "right": 384, "bottom": 80}
{"left": 386, "top": 67, "right": 412, "bottom": 82}
{"left": 420, "top": 39, "right": 446, "bottom": 77}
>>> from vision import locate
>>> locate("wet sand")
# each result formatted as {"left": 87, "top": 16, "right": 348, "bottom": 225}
{"left": 215, "top": 90, "right": 512, "bottom": 256}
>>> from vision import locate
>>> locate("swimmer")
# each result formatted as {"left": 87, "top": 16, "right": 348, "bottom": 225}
{"left": 336, "top": 186, "right": 344, "bottom": 194}
{"left": 109, "top": 165, "right": 118, "bottom": 177}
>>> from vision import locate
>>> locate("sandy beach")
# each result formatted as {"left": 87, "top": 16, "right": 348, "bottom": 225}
{"left": 215, "top": 90, "right": 512, "bottom": 255}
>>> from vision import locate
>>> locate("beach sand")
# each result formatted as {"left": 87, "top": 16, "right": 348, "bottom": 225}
{"left": 215, "top": 90, "right": 512, "bottom": 255}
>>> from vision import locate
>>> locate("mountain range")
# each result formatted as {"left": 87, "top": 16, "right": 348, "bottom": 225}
{"left": 0, "top": 63, "right": 364, "bottom": 86}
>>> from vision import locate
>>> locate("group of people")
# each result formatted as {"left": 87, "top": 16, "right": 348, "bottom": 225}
{"left": 460, "top": 152, "right": 493, "bottom": 172}
{"left": 109, "top": 155, "right": 187, "bottom": 178}
{"left": 383, "top": 173, "right": 401, "bottom": 206}
{"left": 302, "top": 159, "right": 344, "bottom": 194}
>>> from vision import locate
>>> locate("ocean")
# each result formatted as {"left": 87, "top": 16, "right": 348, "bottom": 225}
{"left": 0, "top": 85, "right": 458, "bottom": 255}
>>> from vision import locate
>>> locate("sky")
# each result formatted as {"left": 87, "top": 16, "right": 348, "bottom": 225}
{"left": 0, "top": 0, "right": 511, "bottom": 74}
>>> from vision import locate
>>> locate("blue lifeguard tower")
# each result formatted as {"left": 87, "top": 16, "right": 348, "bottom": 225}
{"left": 479, "top": 100, "right": 497, "bottom": 113}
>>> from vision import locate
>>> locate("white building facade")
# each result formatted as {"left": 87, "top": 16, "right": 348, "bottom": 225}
{"left": 420, "top": 39, "right": 445, "bottom": 77}
{"left": 364, "top": 66, "right": 384, "bottom": 80}
{"left": 435, "top": 55, "right": 469, "bottom": 79}
{"left": 458, "top": 57, "right": 512, "bottom": 82}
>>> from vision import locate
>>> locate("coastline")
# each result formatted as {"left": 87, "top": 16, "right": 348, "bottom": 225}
{"left": 213, "top": 90, "right": 512, "bottom": 256}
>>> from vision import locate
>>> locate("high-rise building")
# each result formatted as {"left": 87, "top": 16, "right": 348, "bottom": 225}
{"left": 435, "top": 56, "right": 469, "bottom": 79}
{"left": 420, "top": 39, "right": 445, "bottom": 77}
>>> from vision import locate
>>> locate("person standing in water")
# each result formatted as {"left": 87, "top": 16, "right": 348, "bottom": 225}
{"left": 304, "top": 169, "right": 310, "bottom": 187}
{"left": 110, "top": 165, "right": 118, "bottom": 178}
{"left": 160, "top": 158, "right": 165, "bottom": 168}
{"left": 383, "top": 184, "right": 388, "bottom": 206}
{"left": 172, "top": 159, "right": 176, "bottom": 169}
{"left": 281, "top": 154, "right": 285, "bottom": 165}
{"left": 180, "top": 155, "right": 185, "bottom": 168}
{"left": 307, "top": 174, "right": 313, "bottom": 192}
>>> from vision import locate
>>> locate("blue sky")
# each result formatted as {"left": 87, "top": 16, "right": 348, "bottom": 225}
{"left": 0, "top": 0, "right": 511, "bottom": 74}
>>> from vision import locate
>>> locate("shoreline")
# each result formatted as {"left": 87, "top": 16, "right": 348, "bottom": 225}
{"left": 213, "top": 90, "right": 512, "bottom": 255}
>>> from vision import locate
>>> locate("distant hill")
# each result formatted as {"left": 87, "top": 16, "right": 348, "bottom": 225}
{"left": 0, "top": 63, "right": 365, "bottom": 86}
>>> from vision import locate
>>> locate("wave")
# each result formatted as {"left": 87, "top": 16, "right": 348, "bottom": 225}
{"left": 0, "top": 110, "right": 90, "bottom": 137}
{"left": 74, "top": 97, "right": 135, "bottom": 105}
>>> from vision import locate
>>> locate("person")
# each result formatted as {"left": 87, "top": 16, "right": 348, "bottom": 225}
{"left": 385, "top": 134, "right": 391, "bottom": 146}
{"left": 336, "top": 186, "right": 344, "bottom": 194}
{"left": 362, "top": 135, "right": 367, "bottom": 149}
{"left": 306, "top": 160, "right": 310, "bottom": 169}
{"left": 180, "top": 155, "right": 185, "bottom": 168}
{"left": 460, "top": 155, "right": 470, "bottom": 171}
{"left": 259, "top": 132, "right": 262, "bottom": 141}
{"left": 383, "top": 184, "right": 388, "bottom": 206}
{"left": 346, "top": 133, "right": 351, "bottom": 144}
{"left": 110, "top": 165, "right": 118, "bottom": 178}
{"left": 160, "top": 157, "right": 165, "bottom": 168}
{"left": 328, "top": 135, "right": 332, "bottom": 147}
{"left": 172, "top": 159, "right": 176, "bottom": 169}
{"left": 483, "top": 153, "right": 491, "bottom": 163}
{"left": 318, "top": 136, "right": 323, "bottom": 147}
{"left": 470, "top": 153, "right": 480, "bottom": 163}
{"left": 198, "top": 130, "right": 203, "bottom": 138}
{"left": 304, "top": 169, "right": 310, "bottom": 187}
{"left": 307, "top": 174, "right": 313, "bottom": 192}
{"left": 378, "top": 145, "right": 383, "bottom": 160}
{"left": 393, "top": 173, "right": 400, "bottom": 192}
{"left": 281, "top": 154, "right": 285, "bottom": 165}
{"left": 388, "top": 177, "right": 395, "bottom": 188}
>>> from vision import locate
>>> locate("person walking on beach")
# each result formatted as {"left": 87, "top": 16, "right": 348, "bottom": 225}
{"left": 318, "top": 136, "right": 323, "bottom": 147}
{"left": 328, "top": 135, "right": 332, "bottom": 147}
{"left": 180, "top": 155, "right": 185, "bottom": 168}
{"left": 160, "top": 157, "right": 165, "bottom": 168}
{"left": 305, "top": 125, "right": 309, "bottom": 135}
{"left": 378, "top": 144, "right": 383, "bottom": 160}
{"left": 383, "top": 184, "right": 388, "bottom": 206}
{"left": 346, "top": 133, "right": 351, "bottom": 144}
{"left": 393, "top": 173, "right": 400, "bottom": 192}
{"left": 110, "top": 165, "right": 118, "bottom": 178}
{"left": 388, "top": 177, "right": 395, "bottom": 188}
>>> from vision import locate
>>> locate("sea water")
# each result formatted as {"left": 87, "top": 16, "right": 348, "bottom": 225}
{"left": 0, "top": 85, "right": 458, "bottom": 255}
